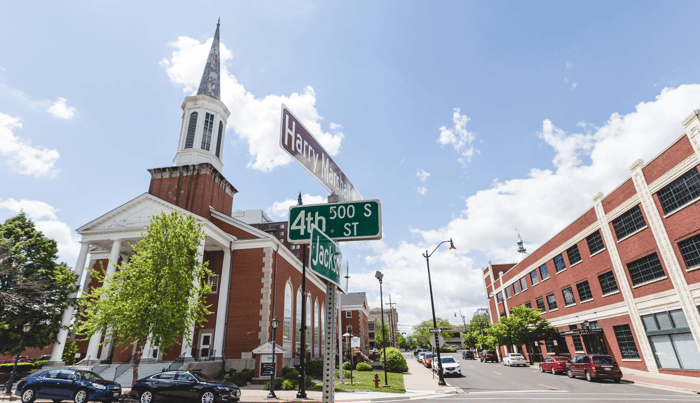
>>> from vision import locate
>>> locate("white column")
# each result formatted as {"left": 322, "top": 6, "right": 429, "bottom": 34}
{"left": 213, "top": 247, "right": 231, "bottom": 359}
{"left": 682, "top": 110, "right": 700, "bottom": 158}
{"left": 630, "top": 160, "right": 700, "bottom": 358}
{"left": 592, "top": 191, "right": 657, "bottom": 372}
{"left": 48, "top": 242, "right": 90, "bottom": 364}
{"left": 99, "top": 240, "right": 123, "bottom": 362}
{"left": 181, "top": 240, "right": 206, "bottom": 358}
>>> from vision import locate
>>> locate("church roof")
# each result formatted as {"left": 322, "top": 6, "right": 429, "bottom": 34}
{"left": 197, "top": 20, "right": 221, "bottom": 100}
{"left": 341, "top": 292, "right": 367, "bottom": 307}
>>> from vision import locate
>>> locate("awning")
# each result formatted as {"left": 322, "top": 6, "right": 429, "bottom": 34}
{"left": 558, "top": 328, "right": 604, "bottom": 336}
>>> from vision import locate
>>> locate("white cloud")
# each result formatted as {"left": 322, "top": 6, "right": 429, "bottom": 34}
{"left": 572, "top": 82, "right": 578, "bottom": 91}
{"left": 564, "top": 77, "right": 569, "bottom": 84}
{"left": 437, "top": 108, "right": 478, "bottom": 165}
{"left": 0, "top": 199, "right": 80, "bottom": 265}
{"left": 330, "top": 123, "right": 343, "bottom": 130}
{"left": 0, "top": 113, "right": 60, "bottom": 178}
{"left": 160, "top": 36, "right": 344, "bottom": 172}
{"left": 356, "top": 84, "right": 700, "bottom": 328}
{"left": 268, "top": 193, "right": 327, "bottom": 219}
{"left": 416, "top": 169, "right": 430, "bottom": 182}
{"left": 566, "top": 61, "right": 574, "bottom": 68}
{"left": 417, "top": 186, "right": 428, "bottom": 196}
{"left": 47, "top": 97, "right": 76, "bottom": 120}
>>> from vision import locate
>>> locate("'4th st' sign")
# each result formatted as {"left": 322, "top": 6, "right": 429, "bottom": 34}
{"left": 288, "top": 200, "right": 382, "bottom": 243}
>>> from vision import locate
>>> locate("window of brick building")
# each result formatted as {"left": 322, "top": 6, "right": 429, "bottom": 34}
{"left": 598, "top": 271, "right": 619, "bottom": 295}
{"left": 679, "top": 233, "right": 700, "bottom": 270}
{"left": 346, "top": 325, "right": 352, "bottom": 334}
{"left": 553, "top": 254, "right": 566, "bottom": 273}
{"left": 627, "top": 253, "right": 665, "bottom": 286}
{"left": 520, "top": 277, "right": 528, "bottom": 291}
{"left": 524, "top": 302, "right": 532, "bottom": 309}
{"left": 576, "top": 281, "right": 593, "bottom": 302}
{"left": 612, "top": 205, "right": 646, "bottom": 240}
{"left": 546, "top": 294, "right": 557, "bottom": 311}
{"left": 346, "top": 311, "right": 352, "bottom": 318}
{"left": 570, "top": 325, "right": 584, "bottom": 352}
{"left": 536, "top": 298, "right": 546, "bottom": 313}
{"left": 567, "top": 244, "right": 582, "bottom": 265}
{"left": 657, "top": 168, "right": 700, "bottom": 215}
{"left": 496, "top": 292, "right": 504, "bottom": 304}
{"left": 506, "top": 287, "right": 512, "bottom": 299}
{"left": 642, "top": 309, "right": 700, "bottom": 369}
{"left": 539, "top": 264, "right": 549, "bottom": 280}
{"left": 513, "top": 281, "right": 520, "bottom": 295}
{"left": 613, "top": 324, "right": 640, "bottom": 359}
{"left": 530, "top": 270, "right": 539, "bottom": 285}
{"left": 586, "top": 230, "right": 605, "bottom": 255}
{"left": 207, "top": 274, "right": 218, "bottom": 293}
{"left": 562, "top": 287, "right": 576, "bottom": 306}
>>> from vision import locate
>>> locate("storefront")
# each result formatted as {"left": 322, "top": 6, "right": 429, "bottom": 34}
{"left": 641, "top": 309, "right": 700, "bottom": 370}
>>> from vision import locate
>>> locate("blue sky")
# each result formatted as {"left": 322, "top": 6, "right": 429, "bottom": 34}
{"left": 2, "top": 1, "right": 700, "bottom": 332}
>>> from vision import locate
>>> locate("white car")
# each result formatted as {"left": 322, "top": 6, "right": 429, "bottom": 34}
{"left": 503, "top": 353, "right": 528, "bottom": 367}
{"left": 432, "top": 356, "right": 462, "bottom": 377}
{"left": 417, "top": 352, "right": 428, "bottom": 363}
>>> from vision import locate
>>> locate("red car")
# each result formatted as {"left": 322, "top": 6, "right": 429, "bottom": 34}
{"left": 567, "top": 354, "right": 622, "bottom": 382}
{"left": 423, "top": 353, "right": 435, "bottom": 368}
{"left": 12, "top": 356, "right": 29, "bottom": 363}
{"left": 480, "top": 350, "right": 498, "bottom": 363}
{"left": 539, "top": 356, "right": 570, "bottom": 374}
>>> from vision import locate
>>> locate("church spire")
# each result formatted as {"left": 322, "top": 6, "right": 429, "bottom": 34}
{"left": 197, "top": 19, "right": 221, "bottom": 100}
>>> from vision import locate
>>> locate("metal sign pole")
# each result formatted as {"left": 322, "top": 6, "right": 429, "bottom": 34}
{"left": 322, "top": 282, "right": 337, "bottom": 403}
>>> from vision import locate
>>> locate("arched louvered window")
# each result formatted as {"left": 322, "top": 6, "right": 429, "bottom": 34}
{"left": 215, "top": 121, "right": 223, "bottom": 158}
{"left": 306, "top": 295, "right": 312, "bottom": 351}
{"left": 314, "top": 300, "right": 319, "bottom": 357}
{"left": 296, "top": 289, "right": 302, "bottom": 351}
{"left": 184, "top": 112, "right": 198, "bottom": 149}
{"left": 284, "top": 283, "right": 293, "bottom": 342}
{"left": 201, "top": 113, "right": 214, "bottom": 151}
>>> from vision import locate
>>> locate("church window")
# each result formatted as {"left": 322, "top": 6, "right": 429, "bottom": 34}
{"left": 201, "top": 113, "right": 214, "bottom": 151}
{"left": 207, "top": 274, "right": 218, "bottom": 293}
{"left": 284, "top": 283, "right": 293, "bottom": 343}
{"left": 314, "top": 300, "right": 319, "bottom": 357}
{"left": 296, "top": 290, "right": 302, "bottom": 350}
{"left": 215, "top": 121, "right": 223, "bottom": 158}
{"left": 185, "top": 112, "right": 198, "bottom": 149}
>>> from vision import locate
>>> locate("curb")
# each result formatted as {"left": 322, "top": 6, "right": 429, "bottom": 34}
{"left": 628, "top": 380, "right": 700, "bottom": 395}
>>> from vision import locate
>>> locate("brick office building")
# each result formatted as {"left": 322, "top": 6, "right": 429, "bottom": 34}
{"left": 483, "top": 109, "right": 700, "bottom": 376}
{"left": 48, "top": 23, "right": 330, "bottom": 377}
{"left": 340, "top": 293, "right": 370, "bottom": 355}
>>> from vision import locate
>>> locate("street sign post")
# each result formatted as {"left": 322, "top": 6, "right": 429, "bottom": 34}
{"left": 280, "top": 105, "right": 361, "bottom": 202}
{"left": 309, "top": 226, "right": 348, "bottom": 293}
{"left": 288, "top": 200, "right": 381, "bottom": 243}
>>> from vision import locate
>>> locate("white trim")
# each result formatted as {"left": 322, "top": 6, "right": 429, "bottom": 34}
{"left": 541, "top": 277, "right": 550, "bottom": 282}
{"left": 555, "top": 268, "right": 567, "bottom": 275}
{"left": 570, "top": 261, "right": 582, "bottom": 268}
{"left": 548, "top": 308, "right": 559, "bottom": 313}
{"left": 602, "top": 290, "right": 620, "bottom": 298}
{"left": 621, "top": 358, "right": 643, "bottom": 362}
{"left": 648, "top": 153, "right": 700, "bottom": 193}
{"left": 565, "top": 304, "right": 577, "bottom": 308}
{"left": 590, "top": 248, "right": 606, "bottom": 258}
{"left": 687, "top": 264, "right": 700, "bottom": 273}
{"left": 580, "top": 299, "right": 594, "bottom": 304}
{"left": 616, "top": 225, "right": 648, "bottom": 243}
{"left": 663, "top": 197, "right": 700, "bottom": 219}
{"left": 631, "top": 276, "right": 668, "bottom": 289}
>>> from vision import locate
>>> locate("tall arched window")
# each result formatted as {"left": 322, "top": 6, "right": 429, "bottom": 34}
{"left": 306, "top": 295, "right": 312, "bottom": 352}
{"left": 321, "top": 305, "right": 325, "bottom": 355}
{"left": 184, "top": 112, "right": 198, "bottom": 149}
{"left": 314, "top": 300, "right": 319, "bottom": 357}
{"left": 295, "top": 290, "right": 302, "bottom": 352}
{"left": 283, "top": 283, "right": 293, "bottom": 357}
{"left": 215, "top": 121, "right": 223, "bottom": 158}
{"left": 201, "top": 113, "right": 214, "bottom": 150}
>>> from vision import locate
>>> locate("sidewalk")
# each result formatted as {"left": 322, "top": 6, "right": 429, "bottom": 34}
{"left": 622, "top": 367, "right": 700, "bottom": 395}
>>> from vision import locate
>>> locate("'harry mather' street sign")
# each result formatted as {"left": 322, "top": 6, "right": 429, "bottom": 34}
{"left": 309, "top": 226, "right": 348, "bottom": 293}
{"left": 279, "top": 104, "right": 361, "bottom": 202}
{"left": 288, "top": 200, "right": 381, "bottom": 243}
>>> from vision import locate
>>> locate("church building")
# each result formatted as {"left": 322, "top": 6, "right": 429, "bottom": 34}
{"left": 48, "top": 22, "right": 328, "bottom": 378}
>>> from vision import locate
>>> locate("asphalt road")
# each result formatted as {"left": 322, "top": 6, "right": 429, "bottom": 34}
{"left": 416, "top": 353, "right": 699, "bottom": 403}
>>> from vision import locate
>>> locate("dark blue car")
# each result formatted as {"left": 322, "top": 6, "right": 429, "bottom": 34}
{"left": 15, "top": 368, "right": 121, "bottom": 403}
{"left": 130, "top": 370, "right": 240, "bottom": 403}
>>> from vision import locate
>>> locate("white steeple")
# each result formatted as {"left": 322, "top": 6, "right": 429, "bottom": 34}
{"left": 515, "top": 230, "right": 529, "bottom": 264}
{"left": 173, "top": 20, "right": 230, "bottom": 173}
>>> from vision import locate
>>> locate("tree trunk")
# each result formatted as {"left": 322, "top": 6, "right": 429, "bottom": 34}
{"left": 132, "top": 338, "right": 147, "bottom": 385}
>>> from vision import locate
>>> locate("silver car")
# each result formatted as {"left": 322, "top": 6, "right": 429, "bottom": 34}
{"left": 503, "top": 353, "right": 528, "bottom": 366}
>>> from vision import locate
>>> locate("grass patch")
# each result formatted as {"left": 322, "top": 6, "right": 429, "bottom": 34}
{"left": 309, "top": 371, "right": 405, "bottom": 393}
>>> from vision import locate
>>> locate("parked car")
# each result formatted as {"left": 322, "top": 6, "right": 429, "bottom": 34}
{"left": 15, "top": 368, "right": 121, "bottom": 403}
{"left": 36, "top": 355, "right": 52, "bottom": 362}
{"left": 131, "top": 370, "right": 241, "bottom": 403}
{"left": 415, "top": 349, "right": 429, "bottom": 361}
{"left": 503, "top": 353, "right": 528, "bottom": 367}
{"left": 539, "top": 356, "right": 570, "bottom": 374}
{"left": 12, "top": 356, "right": 30, "bottom": 363}
{"left": 480, "top": 350, "right": 498, "bottom": 363}
{"left": 567, "top": 354, "right": 622, "bottom": 382}
{"left": 417, "top": 351, "right": 428, "bottom": 363}
{"left": 462, "top": 350, "right": 475, "bottom": 360}
{"left": 423, "top": 354, "right": 435, "bottom": 368}
{"left": 433, "top": 356, "right": 462, "bottom": 377}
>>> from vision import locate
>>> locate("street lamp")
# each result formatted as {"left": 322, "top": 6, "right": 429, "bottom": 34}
{"left": 268, "top": 318, "right": 280, "bottom": 399}
{"left": 5, "top": 322, "right": 32, "bottom": 394}
{"left": 455, "top": 310, "right": 467, "bottom": 349}
{"left": 423, "top": 238, "right": 455, "bottom": 386}
{"left": 375, "top": 271, "right": 389, "bottom": 387}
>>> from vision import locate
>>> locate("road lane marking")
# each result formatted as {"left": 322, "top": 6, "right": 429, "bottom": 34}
{"left": 493, "top": 371, "right": 502, "bottom": 375}
{"left": 539, "top": 384, "right": 559, "bottom": 390}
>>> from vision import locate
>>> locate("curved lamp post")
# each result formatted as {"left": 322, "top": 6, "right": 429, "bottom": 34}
{"left": 268, "top": 317, "right": 280, "bottom": 399}
{"left": 5, "top": 322, "right": 32, "bottom": 394}
{"left": 375, "top": 271, "right": 389, "bottom": 387}
{"left": 423, "top": 239, "right": 455, "bottom": 386}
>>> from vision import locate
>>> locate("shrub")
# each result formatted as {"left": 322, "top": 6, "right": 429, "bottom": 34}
{"left": 283, "top": 369, "right": 299, "bottom": 380}
{"left": 305, "top": 375, "right": 313, "bottom": 387}
{"left": 356, "top": 362, "right": 372, "bottom": 371}
{"left": 306, "top": 360, "right": 323, "bottom": 377}
{"left": 225, "top": 370, "right": 254, "bottom": 387}
{"left": 62, "top": 340, "right": 79, "bottom": 365}
{"left": 334, "top": 369, "right": 351, "bottom": 378}
{"left": 342, "top": 361, "right": 352, "bottom": 370}
{"left": 281, "top": 379, "right": 296, "bottom": 390}
{"left": 380, "top": 347, "right": 408, "bottom": 373}
{"left": 281, "top": 367, "right": 294, "bottom": 376}
{"left": 263, "top": 378, "right": 284, "bottom": 390}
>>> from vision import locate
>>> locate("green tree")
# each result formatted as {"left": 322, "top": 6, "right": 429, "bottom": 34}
{"left": 487, "top": 305, "right": 555, "bottom": 351}
{"left": 462, "top": 313, "right": 491, "bottom": 350}
{"left": 77, "top": 211, "right": 212, "bottom": 382}
{"left": 373, "top": 320, "right": 391, "bottom": 348}
{"left": 413, "top": 318, "right": 452, "bottom": 348}
{"left": 0, "top": 213, "right": 78, "bottom": 354}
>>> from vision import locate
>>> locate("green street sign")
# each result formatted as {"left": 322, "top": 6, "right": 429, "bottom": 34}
{"left": 310, "top": 226, "right": 348, "bottom": 293}
{"left": 287, "top": 199, "right": 382, "bottom": 243}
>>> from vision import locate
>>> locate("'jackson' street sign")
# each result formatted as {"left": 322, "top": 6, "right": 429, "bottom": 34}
{"left": 310, "top": 226, "right": 348, "bottom": 293}
{"left": 279, "top": 104, "right": 361, "bottom": 202}
{"left": 288, "top": 200, "right": 382, "bottom": 243}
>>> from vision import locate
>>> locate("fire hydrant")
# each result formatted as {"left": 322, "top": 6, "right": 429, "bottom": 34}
{"left": 374, "top": 373, "right": 380, "bottom": 388}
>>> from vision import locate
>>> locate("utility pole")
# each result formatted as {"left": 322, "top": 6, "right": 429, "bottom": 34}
{"left": 385, "top": 297, "right": 396, "bottom": 347}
